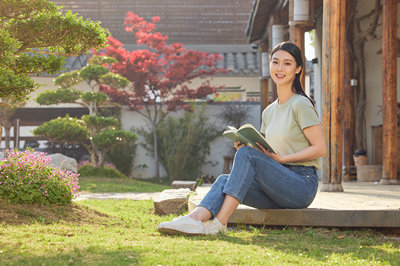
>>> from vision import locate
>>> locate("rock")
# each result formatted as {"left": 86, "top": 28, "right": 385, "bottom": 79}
{"left": 48, "top": 153, "right": 78, "bottom": 172}
{"left": 171, "top": 180, "right": 197, "bottom": 191}
{"left": 153, "top": 188, "right": 192, "bottom": 215}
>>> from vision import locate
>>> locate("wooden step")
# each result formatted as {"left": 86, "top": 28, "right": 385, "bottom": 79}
{"left": 188, "top": 182, "right": 400, "bottom": 228}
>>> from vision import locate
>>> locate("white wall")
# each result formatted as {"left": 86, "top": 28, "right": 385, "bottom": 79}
{"left": 121, "top": 102, "right": 261, "bottom": 179}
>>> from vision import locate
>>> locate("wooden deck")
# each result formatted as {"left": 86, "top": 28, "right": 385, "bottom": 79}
{"left": 188, "top": 182, "right": 400, "bottom": 228}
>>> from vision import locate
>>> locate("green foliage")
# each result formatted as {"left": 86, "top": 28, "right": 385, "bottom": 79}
{"left": 106, "top": 139, "right": 138, "bottom": 176}
{"left": 33, "top": 115, "right": 89, "bottom": 144}
{"left": 89, "top": 55, "right": 118, "bottom": 65}
{"left": 36, "top": 88, "right": 82, "bottom": 105}
{"left": 79, "top": 64, "right": 109, "bottom": 82}
{"left": 0, "top": 149, "right": 79, "bottom": 205}
{"left": 0, "top": 0, "right": 109, "bottom": 100}
{"left": 0, "top": 68, "right": 35, "bottom": 101}
{"left": 54, "top": 70, "right": 81, "bottom": 89}
{"left": 99, "top": 72, "right": 130, "bottom": 89}
{"left": 92, "top": 129, "right": 137, "bottom": 151}
{"left": 77, "top": 164, "right": 126, "bottom": 178}
{"left": 81, "top": 115, "right": 119, "bottom": 130}
{"left": 140, "top": 106, "right": 219, "bottom": 181}
{"left": 81, "top": 91, "right": 108, "bottom": 105}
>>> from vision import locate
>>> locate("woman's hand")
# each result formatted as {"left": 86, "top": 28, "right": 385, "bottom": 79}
{"left": 234, "top": 141, "right": 245, "bottom": 150}
{"left": 255, "top": 142, "right": 285, "bottom": 163}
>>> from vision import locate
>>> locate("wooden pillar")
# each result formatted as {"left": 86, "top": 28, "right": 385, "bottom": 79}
{"left": 290, "top": 25, "right": 306, "bottom": 89}
{"left": 320, "top": 0, "right": 345, "bottom": 192}
{"left": 343, "top": 0, "right": 355, "bottom": 182}
{"left": 260, "top": 42, "right": 270, "bottom": 111}
{"left": 380, "top": 0, "right": 399, "bottom": 185}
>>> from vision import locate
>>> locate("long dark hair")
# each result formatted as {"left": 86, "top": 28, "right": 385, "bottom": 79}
{"left": 270, "top": 42, "right": 315, "bottom": 106}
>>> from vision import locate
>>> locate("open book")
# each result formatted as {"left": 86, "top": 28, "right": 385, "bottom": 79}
{"left": 223, "top": 124, "right": 276, "bottom": 153}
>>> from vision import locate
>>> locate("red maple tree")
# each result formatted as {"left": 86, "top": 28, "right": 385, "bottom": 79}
{"left": 95, "top": 12, "right": 225, "bottom": 177}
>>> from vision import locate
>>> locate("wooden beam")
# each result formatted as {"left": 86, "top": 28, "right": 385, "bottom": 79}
{"left": 260, "top": 42, "right": 270, "bottom": 111}
{"left": 321, "top": 0, "right": 345, "bottom": 192}
{"left": 381, "top": 0, "right": 399, "bottom": 185}
{"left": 289, "top": 25, "right": 306, "bottom": 89}
{"left": 343, "top": 0, "right": 355, "bottom": 182}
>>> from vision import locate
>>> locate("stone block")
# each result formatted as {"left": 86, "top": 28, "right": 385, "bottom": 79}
{"left": 357, "top": 165, "right": 382, "bottom": 182}
{"left": 48, "top": 153, "right": 78, "bottom": 172}
{"left": 171, "top": 180, "right": 197, "bottom": 191}
{"left": 153, "top": 188, "right": 192, "bottom": 215}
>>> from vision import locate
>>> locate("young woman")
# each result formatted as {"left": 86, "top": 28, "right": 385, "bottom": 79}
{"left": 158, "top": 42, "right": 326, "bottom": 235}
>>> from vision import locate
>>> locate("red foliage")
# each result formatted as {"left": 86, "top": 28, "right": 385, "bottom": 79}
{"left": 94, "top": 12, "right": 226, "bottom": 114}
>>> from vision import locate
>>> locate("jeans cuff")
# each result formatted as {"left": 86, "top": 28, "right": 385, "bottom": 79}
{"left": 222, "top": 189, "right": 242, "bottom": 204}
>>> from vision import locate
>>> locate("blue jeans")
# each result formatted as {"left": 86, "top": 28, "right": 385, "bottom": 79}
{"left": 198, "top": 146, "right": 319, "bottom": 217}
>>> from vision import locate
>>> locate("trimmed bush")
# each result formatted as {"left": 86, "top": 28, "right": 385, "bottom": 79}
{"left": 78, "top": 164, "right": 126, "bottom": 178}
{"left": 0, "top": 149, "right": 80, "bottom": 205}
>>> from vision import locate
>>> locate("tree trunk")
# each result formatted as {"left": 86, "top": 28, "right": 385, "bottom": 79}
{"left": 5, "top": 126, "right": 11, "bottom": 149}
{"left": 152, "top": 122, "right": 160, "bottom": 178}
{"left": 0, "top": 121, "right": 2, "bottom": 148}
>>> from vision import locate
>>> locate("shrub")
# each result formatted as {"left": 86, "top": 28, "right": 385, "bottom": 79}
{"left": 78, "top": 164, "right": 126, "bottom": 178}
{"left": 140, "top": 105, "right": 220, "bottom": 181}
{"left": 0, "top": 149, "right": 80, "bottom": 205}
{"left": 106, "top": 138, "right": 137, "bottom": 176}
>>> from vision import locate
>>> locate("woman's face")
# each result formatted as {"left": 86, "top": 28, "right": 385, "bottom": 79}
{"left": 269, "top": 50, "right": 301, "bottom": 87}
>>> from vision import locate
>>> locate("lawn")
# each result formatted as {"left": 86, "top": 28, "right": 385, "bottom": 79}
{"left": 0, "top": 198, "right": 398, "bottom": 265}
{"left": 78, "top": 176, "right": 170, "bottom": 193}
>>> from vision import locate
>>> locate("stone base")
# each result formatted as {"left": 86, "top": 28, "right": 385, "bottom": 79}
{"left": 320, "top": 183, "right": 344, "bottom": 192}
{"left": 379, "top": 179, "right": 400, "bottom": 185}
{"left": 171, "top": 180, "right": 197, "bottom": 191}
{"left": 153, "top": 188, "right": 192, "bottom": 215}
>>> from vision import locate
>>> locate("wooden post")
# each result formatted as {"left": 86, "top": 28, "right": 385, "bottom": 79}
{"left": 380, "top": 0, "right": 399, "bottom": 185}
{"left": 290, "top": 25, "right": 306, "bottom": 89}
{"left": 260, "top": 42, "right": 270, "bottom": 111}
{"left": 321, "top": 0, "right": 345, "bottom": 192}
{"left": 343, "top": 0, "right": 355, "bottom": 182}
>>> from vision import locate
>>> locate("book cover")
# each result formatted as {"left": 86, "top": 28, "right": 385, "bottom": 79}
{"left": 222, "top": 124, "right": 276, "bottom": 153}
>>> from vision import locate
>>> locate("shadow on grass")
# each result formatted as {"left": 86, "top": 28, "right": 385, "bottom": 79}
{"left": 0, "top": 248, "right": 141, "bottom": 265}
{"left": 187, "top": 226, "right": 400, "bottom": 264}
{"left": 0, "top": 197, "right": 110, "bottom": 225}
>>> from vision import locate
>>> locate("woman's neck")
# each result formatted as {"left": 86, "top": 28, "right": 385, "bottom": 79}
{"left": 277, "top": 85, "right": 295, "bottom": 104}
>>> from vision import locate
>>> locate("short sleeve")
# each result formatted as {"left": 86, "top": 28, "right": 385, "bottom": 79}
{"left": 260, "top": 107, "right": 268, "bottom": 133}
{"left": 293, "top": 98, "right": 320, "bottom": 130}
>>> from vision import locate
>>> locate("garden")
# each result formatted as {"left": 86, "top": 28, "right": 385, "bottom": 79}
{"left": 0, "top": 1, "right": 399, "bottom": 265}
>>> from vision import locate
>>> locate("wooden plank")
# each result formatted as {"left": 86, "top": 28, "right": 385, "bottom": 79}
{"left": 381, "top": 0, "right": 398, "bottom": 183}
{"left": 226, "top": 208, "right": 400, "bottom": 227}
{"left": 189, "top": 183, "right": 400, "bottom": 228}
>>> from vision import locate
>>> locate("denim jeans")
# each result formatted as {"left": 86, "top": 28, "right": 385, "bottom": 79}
{"left": 198, "top": 146, "right": 319, "bottom": 217}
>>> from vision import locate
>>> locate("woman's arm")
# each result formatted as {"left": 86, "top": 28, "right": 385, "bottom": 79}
{"left": 256, "top": 124, "right": 327, "bottom": 164}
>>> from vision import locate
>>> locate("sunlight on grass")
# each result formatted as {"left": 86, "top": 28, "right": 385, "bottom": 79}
{"left": 78, "top": 176, "right": 169, "bottom": 193}
{"left": 0, "top": 200, "right": 398, "bottom": 265}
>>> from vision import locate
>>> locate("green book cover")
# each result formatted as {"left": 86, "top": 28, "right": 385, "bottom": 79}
{"left": 222, "top": 124, "right": 276, "bottom": 153}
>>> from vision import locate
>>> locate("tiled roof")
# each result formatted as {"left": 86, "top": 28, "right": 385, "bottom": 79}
{"left": 59, "top": 44, "right": 259, "bottom": 76}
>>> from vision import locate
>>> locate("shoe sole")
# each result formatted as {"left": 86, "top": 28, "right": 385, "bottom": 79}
{"left": 158, "top": 227, "right": 204, "bottom": 236}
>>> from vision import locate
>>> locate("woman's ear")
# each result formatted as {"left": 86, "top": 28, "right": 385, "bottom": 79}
{"left": 295, "top": 66, "right": 302, "bottom": 74}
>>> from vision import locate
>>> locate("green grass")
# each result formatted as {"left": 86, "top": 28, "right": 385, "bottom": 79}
{"left": 0, "top": 199, "right": 399, "bottom": 265}
{"left": 78, "top": 176, "right": 169, "bottom": 193}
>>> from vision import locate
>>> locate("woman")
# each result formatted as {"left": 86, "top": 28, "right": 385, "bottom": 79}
{"left": 157, "top": 42, "right": 326, "bottom": 235}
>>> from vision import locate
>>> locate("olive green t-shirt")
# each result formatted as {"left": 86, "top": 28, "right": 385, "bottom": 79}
{"left": 260, "top": 93, "right": 321, "bottom": 169}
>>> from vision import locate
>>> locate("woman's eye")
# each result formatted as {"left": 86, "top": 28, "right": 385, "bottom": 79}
{"left": 285, "top": 62, "right": 291, "bottom": 66}
{"left": 272, "top": 61, "right": 278, "bottom": 64}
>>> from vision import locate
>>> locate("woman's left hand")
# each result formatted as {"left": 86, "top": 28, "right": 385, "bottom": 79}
{"left": 255, "top": 142, "right": 285, "bottom": 164}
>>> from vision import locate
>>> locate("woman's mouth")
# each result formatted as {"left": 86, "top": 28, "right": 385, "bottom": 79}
{"left": 275, "top": 74, "right": 285, "bottom": 79}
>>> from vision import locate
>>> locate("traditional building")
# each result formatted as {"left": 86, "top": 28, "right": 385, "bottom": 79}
{"left": 246, "top": 0, "right": 400, "bottom": 187}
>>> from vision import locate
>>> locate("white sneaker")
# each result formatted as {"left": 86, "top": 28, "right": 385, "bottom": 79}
{"left": 203, "top": 218, "right": 227, "bottom": 235}
{"left": 158, "top": 215, "right": 205, "bottom": 235}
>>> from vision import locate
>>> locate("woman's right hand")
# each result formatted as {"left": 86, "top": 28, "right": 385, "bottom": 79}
{"left": 234, "top": 141, "right": 245, "bottom": 150}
